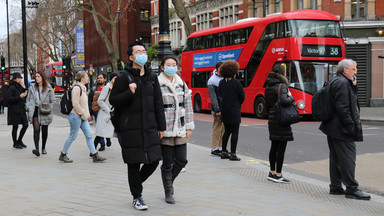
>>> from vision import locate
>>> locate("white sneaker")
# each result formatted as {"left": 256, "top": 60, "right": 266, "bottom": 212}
{"left": 272, "top": 175, "right": 291, "bottom": 183}
{"left": 132, "top": 197, "right": 148, "bottom": 210}
{"left": 181, "top": 167, "right": 186, "bottom": 173}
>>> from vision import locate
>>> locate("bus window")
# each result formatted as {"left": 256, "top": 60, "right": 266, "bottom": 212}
{"left": 289, "top": 20, "right": 341, "bottom": 38}
{"left": 287, "top": 61, "right": 340, "bottom": 95}
{"left": 206, "top": 35, "right": 214, "bottom": 48}
{"left": 192, "top": 71, "right": 209, "bottom": 88}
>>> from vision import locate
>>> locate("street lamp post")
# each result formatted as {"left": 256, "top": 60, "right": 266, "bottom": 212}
{"left": 21, "top": 0, "right": 39, "bottom": 87}
{"left": 6, "top": 0, "right": 10, "bottom": 79}
{"left": 156, "top": 0, "right": 173, "bottom": 67}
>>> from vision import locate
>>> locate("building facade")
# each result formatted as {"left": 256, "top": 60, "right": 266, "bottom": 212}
{"left": 83, "top": 0, "right": 151, "bottom": 78}
{"left": 150, "top": 0, "right": 384, "bottom": 106}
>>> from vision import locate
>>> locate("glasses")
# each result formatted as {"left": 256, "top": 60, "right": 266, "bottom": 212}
{"left": 134, "top": 50, "right": 147, "bottom": 55}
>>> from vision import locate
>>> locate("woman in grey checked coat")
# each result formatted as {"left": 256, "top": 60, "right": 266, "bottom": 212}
{"left": 158, "top": 56, "right": 194, "bottom": 204}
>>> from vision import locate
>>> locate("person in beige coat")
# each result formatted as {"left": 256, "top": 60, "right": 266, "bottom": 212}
{"left": 26, "top": 71, "right": 55, "bottom": 156}
{"left": 59, "top": 71, "right": 106, "bottom": 163}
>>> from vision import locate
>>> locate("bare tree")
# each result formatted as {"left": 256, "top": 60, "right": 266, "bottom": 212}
{"left": 172, "top": 0, "right": 193, "bottom": 37}
{"left": 74, "top": 0, "right": 132, "bottom": 73}
{"left": 29, "top": 0, "right": 78, "bottom": 71}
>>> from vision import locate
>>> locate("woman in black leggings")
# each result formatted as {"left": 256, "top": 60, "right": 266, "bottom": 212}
{"left": 7, "top": 73, "right": 29, "bottom": 149}
{"left": 218, "top": 60, "right": 245, "bottom": 161}
{"left": 264, "top": 64, "right": 295, "bottom": 183}
{"left": 26, "top": 71, "right": 55, "bottom": 156}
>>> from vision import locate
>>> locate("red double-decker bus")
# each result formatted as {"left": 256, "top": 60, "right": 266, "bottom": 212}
{"left": 0, "top": 67, "right": 10, "bottom": 85}
{"left": 181, "top": 10, "right": 345, "bottom": 118}
{"left": 45, "top": 62, "right": 71, "bottom": 93}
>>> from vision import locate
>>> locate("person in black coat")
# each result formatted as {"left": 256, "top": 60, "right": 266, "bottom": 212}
{"left": 7, "top": 73, "right": 29, "bottom": 149}
{"left": 264, "top": 64, "right": 295, "bottom": 183}
{"left": 109, "top": 42, "right": 166, "bottom": 211}
{"left": 218, "top": 60, "right": 245, "bottom": 161}
{"left": 319, "top": 59, "right": 370, "bottom": 200}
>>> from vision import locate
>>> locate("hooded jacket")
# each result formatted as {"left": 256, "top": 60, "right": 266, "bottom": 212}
{"left": 264, "top": 71, "right": 295, "bottom": 141}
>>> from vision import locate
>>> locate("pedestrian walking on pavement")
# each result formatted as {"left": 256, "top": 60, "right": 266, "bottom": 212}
{"left": 109, "top": 42, "right": 166, "bottom": 211}
{"left": 264, "top": 64, "right": 294, "bottom": 183}
{"left": 218, "top": 60, "right": 245, "bottom": 161}
{"left": 319, "top": 59, "right": 370, "bottom": 200}
{"left": 26, "top": 71, "right": 55, "bottom": 156}
{"left": 89, "top": 73, "right": 108, "bottom": 151}
{"left": 59, "top": 71, "right": 106, "bottom": 163}
{"left": 158, "top": 56, "right": 194, "bottom": 204}
{"left": 94, "top": 72, "right": 118, "bottom": 150}
{"left": 7, "top": 72, "right": 28, "bottom": 149}
{"left": 207, "top": 62, "right": 224, "bottom": 156}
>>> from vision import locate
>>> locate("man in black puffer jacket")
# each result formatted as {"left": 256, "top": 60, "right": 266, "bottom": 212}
{"left": 320, "top": 59, "right": 370, "bottom": 200}
{"left": 109, "top": 42, "right": 166, "bottom": 211}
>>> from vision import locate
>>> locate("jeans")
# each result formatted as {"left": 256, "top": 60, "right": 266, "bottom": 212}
{"left": 62, "top": 113, "right": 97, "bottom": 154}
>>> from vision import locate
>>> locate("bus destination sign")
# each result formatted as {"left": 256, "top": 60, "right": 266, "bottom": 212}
{"left": 301, "top": 45, "right": 342, "bottom": 57}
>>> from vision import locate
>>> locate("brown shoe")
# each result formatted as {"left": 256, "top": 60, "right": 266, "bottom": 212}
{"left": 59, "top": 152, "right": 73, "bottom": 163}
{"left": 92, "top": 153, "right": 106, "bottom": 163}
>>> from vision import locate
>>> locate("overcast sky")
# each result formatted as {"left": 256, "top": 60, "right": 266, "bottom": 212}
{"left": 0, "top": 0, "right": 21, "bottom": 40}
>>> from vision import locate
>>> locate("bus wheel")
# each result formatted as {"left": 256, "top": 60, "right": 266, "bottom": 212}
{"left": 254, "top": 97, "right": 267, "bottom": 119}
{"left": 193, "top": 94, "right": 202, "bottom": 113}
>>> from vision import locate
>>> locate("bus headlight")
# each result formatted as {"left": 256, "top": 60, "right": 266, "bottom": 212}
{"left": 297, "top": 101, "right": 306, "bottom": 110}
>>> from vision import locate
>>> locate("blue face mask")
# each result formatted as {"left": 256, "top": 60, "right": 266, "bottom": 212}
{"left": 134, "top": 54, "right": 148, "bottom": 66}
{"left": 164, "top": 66, "right": 178, "bottom": 76}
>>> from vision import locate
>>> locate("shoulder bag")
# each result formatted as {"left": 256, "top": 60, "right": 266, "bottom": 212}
{"left": 274, "top": 83, "right": 299, "bottom": 125}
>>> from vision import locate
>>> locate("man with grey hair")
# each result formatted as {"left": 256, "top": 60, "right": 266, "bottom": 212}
{"left": 319, "top": 59, "right": 370, "bottom": 200}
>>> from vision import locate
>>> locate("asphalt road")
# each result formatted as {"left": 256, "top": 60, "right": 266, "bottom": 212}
{"left": 190, "top": 113, "right": 384, "bottom": 164}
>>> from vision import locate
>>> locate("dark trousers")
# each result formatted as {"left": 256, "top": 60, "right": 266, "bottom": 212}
{"left": 161, "top": 144, "right": 187, "bottom": 169}
{"left": 222, "top": 123, "right": 240, "bottom": 154}
{"left": 269, "top": 140, "right": 288, "bottom": 173}
{"left": 127, "top": 161, "right": 159, "bottom": 199}
{"left": 327, "top": 136, "right": 359, "bottom": 192}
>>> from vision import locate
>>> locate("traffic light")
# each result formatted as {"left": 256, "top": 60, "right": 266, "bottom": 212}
{"left": 1, "top": 56, "right": 5, "bottom": 71}
{"left": 62, "top": 57, "right": 71, "bottom": 70}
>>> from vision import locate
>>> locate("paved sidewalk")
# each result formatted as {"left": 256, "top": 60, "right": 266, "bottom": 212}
{"left": 0, "top": 112, "right": 384, "bottom": 216}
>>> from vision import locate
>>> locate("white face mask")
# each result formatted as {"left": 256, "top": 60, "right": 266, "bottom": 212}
{"left": 135, "top": 54, "right": 148, "bottom": 66}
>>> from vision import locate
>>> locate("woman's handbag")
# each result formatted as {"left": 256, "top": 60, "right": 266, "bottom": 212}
{"left": 274, "top": 83, "right": 300, "bottom": 125}
{"left": 39, "top": 103, "right": 52, "bottom": 115}
{"left": 38, "top": 91, "right": 52, "bottom": 115}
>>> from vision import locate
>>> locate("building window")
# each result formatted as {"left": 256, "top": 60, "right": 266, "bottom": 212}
{"left": 311, "top": 0, "right": 317, "bottom": 9}
{"left": 253, "top": 0, "right": 257, "bottom": 17}
{"left": 154, "top": 27, "right": 159, "bottom": 44}
{"left": 275, "top": 0, "right": 280, "bottom": 13}
{"left": 154, "top": 0, "right": 158, "bottom": 16}
{"left": 220, "top": 5, "right": 240, "bottom": 26}
{"left": 140, "top": 9, "right": 150, "bottom": 21}
{"left": 351, "top": 0, "right": 367, "bottom": 19}
{"left": 196, "top": 13, "right": 213, "bottom": 31}
{"left": 297, "top": 0, "right": 303, "bottom": 10}
{"left": 263, "top": 0, "right": 269, "bottom": 17}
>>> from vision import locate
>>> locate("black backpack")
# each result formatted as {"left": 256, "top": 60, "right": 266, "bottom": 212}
{"left": 60, "top": 85, "right": 82, "bottom": 115}
{"left": 311, "top": 78, "right": 336, "bottom": 122}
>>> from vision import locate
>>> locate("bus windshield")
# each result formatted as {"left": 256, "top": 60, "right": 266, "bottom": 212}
{"left": 289, "top": 20, "right": 341, "bottom": 38}
{"left": 287, "top": 61, "right": 338, "bottom": 95}
{"left": 52, "top": 65, "right": 63, "bottom": 70}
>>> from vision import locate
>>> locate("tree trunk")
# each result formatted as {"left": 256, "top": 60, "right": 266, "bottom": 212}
{"left": 172, "top": 0, "right": 194, "bottom": 37}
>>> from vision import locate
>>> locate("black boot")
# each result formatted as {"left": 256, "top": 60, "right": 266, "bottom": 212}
{"left": 161, "top": 166, "right": 175, "bottom": 204}
{"left": 172, "top": 160, "right": 188, "bottom": 182}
